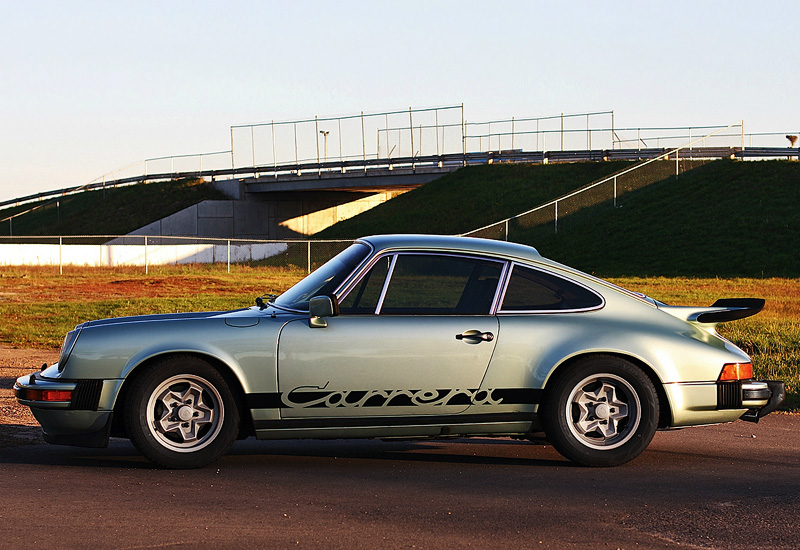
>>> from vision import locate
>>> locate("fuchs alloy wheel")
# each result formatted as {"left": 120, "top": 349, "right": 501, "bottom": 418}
{"left": 541, "top": 355, "right": 659, "bottom": 467}
{"left": 125, "top": 355, "right": 240, "bottom": 469}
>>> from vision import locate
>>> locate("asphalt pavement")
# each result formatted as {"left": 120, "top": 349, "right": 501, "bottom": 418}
{"left": 1, "top": 414, "right": 798, "bottom": 549}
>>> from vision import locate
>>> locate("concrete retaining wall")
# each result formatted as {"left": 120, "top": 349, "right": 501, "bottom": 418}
{"left": 0, "top": 242, "right": 288, "bottom": 267}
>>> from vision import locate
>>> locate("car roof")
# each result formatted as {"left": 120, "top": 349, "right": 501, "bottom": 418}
{"left": 357, "top": 234, "right": 543, "bottom": 263}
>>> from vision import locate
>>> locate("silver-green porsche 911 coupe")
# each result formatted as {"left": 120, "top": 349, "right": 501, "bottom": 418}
{"left": 15, "top": 235, "right": 784, "bottom": 468}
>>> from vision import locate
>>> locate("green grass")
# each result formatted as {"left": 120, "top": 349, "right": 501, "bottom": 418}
{"left": 317, "top": 159, "right": 800, "bottom": 279}
{"left": 316, "top": 161, "right": 635, "bottom": 238}
{"left": 0, "top": 264, "right": 304, "bottom": 348}
{"left": 0, "top": 177, "right": 228, "bottom": 236}
{"left": 526, "top": 160, "right": 800, "bottom": 277}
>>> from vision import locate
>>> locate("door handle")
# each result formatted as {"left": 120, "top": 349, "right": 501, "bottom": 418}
{"left": 456, "top": 330, "right": 495, "bottom": 342}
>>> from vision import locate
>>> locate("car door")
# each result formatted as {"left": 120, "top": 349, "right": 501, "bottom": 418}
{"left": 277, "top": 253, "right": 505, "bottom": 418}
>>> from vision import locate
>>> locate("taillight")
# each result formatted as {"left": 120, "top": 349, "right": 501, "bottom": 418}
{"left": 18, "top": 389, "right": 73, "bottom": 402}
{"left": 719, "top": 362, "right": 753, "bottom": 381}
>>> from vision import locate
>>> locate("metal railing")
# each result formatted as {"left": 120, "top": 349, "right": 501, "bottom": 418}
{"left": 0, "top": 235, "right": 354, "bottom": 275}
{"left": 462, "top": 122, "right": 745, "bottom": 241}
{"left": 3, "top": 101, "right": 798, "bottom": 235}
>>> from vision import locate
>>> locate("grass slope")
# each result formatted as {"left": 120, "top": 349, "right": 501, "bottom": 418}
{"left": 0, "top": 178, "right": 227, "bottom": 236}
{"left": 524, "top": 160, "right": 800, "bottom": 277}
{"left": 316, "top": 161, "right": 634, "bottom": 238}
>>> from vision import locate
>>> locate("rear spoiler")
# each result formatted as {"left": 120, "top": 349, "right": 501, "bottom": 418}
{"left": 658, "top": 298, "right": 765, "bottom": 325}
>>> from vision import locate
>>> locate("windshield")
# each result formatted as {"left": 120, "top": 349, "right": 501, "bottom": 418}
{"left": 272, "top": 242, "right": 371, "bottom": 311}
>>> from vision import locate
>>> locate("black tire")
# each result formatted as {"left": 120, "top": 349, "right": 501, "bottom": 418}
{"left": 124, "top": 355, "right": 240, "bottom": 469}
{"left": 540, "top": 355, "right": 659, "bottom": 467}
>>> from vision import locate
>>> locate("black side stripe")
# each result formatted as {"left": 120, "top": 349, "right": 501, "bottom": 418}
{"left": 253, "top": 412, "right": 532, "bottom": 431}
{"left": 245, "top": 388, "right": 542, "bottom": 410}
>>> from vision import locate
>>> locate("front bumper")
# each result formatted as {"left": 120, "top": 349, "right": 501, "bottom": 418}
{"left": 14, "top": 370, "right": 116, "bottom": 448}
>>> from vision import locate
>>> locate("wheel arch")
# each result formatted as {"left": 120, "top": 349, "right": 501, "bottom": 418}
{"left": 542, "top": 352, "right": 673, "bottom": 429}
{"left": 110, "top": 351, "right": 254, "bottom": 440}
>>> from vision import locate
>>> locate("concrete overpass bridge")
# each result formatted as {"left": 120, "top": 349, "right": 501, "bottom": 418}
{"left": 4, "top": 146, "right": 799, "bottom": 240}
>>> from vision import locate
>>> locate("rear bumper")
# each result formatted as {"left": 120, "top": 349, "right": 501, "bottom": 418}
{"left": 740, "top": 380, "right": 786, "bottom": 423}
{"left": 664, "top": 379, "right": 785, "bottom": 427}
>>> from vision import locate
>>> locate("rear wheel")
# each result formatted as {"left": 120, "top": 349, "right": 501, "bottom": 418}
{"left": 540, "top": 355, "right": 659, "bottom": 467}
{"left": 125, "top": 355, "right": 239, "bottom": 469}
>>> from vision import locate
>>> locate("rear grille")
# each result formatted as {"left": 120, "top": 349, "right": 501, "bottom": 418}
{"left": 70, "top": 380, "right": 104, "bottom": 411}
{"left": 717, "top": 381, "right": 743, "bottom": 409}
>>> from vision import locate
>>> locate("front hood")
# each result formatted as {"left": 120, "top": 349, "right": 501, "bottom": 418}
{"left": 84, "top": 310, "right": 236, "bottom": 328}
{"left": 82, "top": 306, "right": 298, "bottom": 329}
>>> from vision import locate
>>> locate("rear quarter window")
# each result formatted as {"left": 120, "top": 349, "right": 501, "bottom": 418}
{"left": 499, "top": 264, "right": 603, "bottom": 312}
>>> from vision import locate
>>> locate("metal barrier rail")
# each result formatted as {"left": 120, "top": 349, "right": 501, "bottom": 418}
{"left": 462, "top": 122, "right": 756, "bottom": 240}
{"left": 7, "top": 144, "right": 799, "bottom": 212}
{"left": 0, "top": 235, "right": 355, "bottom": 275}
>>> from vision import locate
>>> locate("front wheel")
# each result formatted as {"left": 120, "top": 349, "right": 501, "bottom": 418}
{"left": 540, "top": 356, "right": 659, "bottom": 467}
{"left": 125, "top": 355, "right": 240, "bottom": 469}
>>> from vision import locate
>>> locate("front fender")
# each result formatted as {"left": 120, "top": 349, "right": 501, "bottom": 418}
{"left": 60, "top": 315, "right": 289, "bottom": 400}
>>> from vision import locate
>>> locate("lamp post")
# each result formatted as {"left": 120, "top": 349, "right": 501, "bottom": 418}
{"left": 319, "top": 130, "right": 330, "bottom": 163}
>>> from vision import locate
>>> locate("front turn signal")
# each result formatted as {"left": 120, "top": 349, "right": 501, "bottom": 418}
{"left": 17, "top": 388, "right": 73, "bottom": 402}
{"left": 719, "top": 362, "right": 753, "bottom": 381}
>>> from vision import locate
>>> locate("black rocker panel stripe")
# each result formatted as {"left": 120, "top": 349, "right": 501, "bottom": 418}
{"left": 245, "top": 388, "right": 543, "bottom": 410}
{"left": 253, "top": 412, "right": 532, "bottom": 431}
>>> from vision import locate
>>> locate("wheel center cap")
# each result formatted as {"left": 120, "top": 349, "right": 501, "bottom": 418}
{"left": 594, "top": 403, "right": 610, "bottom": 419}
{"left": 177, "top": 406, "right": 194, "bottom": 422}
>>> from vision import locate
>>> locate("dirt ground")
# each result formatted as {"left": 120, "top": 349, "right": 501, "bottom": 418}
{"left": 0, "top": 346, "right": 58, "bottom": 448}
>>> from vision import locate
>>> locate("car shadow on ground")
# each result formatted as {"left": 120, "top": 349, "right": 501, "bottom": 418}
{"left": 0, "top": 433, "right": 570, "bottom": 469}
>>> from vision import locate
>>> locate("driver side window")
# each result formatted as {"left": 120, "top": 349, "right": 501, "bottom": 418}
{"left": 340, "top": 253, "right": 503, "bottom": 315}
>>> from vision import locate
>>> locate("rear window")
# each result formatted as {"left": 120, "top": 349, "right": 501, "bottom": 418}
{"left": 499, "top": 265, "right": 602, "bottom": 312}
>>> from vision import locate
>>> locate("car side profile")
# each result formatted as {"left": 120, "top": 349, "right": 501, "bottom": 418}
{"left": 15, "top": 235, "right": 785, "bottom": 468}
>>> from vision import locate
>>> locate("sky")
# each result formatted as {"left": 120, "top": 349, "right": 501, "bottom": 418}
{"left": 2, "top": 0, "right": 798, "bottom": 203}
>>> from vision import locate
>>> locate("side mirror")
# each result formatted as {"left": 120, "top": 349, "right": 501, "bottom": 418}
{"left": 309, "top": 295, "right": 339, "bottom": 328}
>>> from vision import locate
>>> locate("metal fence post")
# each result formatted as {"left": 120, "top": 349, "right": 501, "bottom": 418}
{"left": 144, "top": 235, "right": 148, "bottom": 275}
{"left": 307, "top": 241, "right": 312, "bottom": 274}
{"left": 611, "top": 110, "right": 615, "bottom": 150}
{"left": 294, "top": 123, "right": 299, "bottom": 168}
{"left": 409, "top": 107, "right": 415, "bottom": 169}
{"left": 338, "top": 118, "right": 343, "bottom": 170}
{"left": 511, "top": 116, "right": 515, "bottom": 150}
{"left": 741, "top": 121, "right": 745, "bottom": 150}
{"left": 230, "top": 127, "right": 235, "bottom": 169}
{"left": 361, "top": 112, "right": 367, "bottom": 173}
{"left": 675, "top": 149, "right": 680, "bottom": 177}
{"left": 59, "top": 236, "right": 62, "bottom": 275}
{"left": 251, "top": 126, "right": 256, "bottom": 168}
{"left": 315, "top": 116, "right": 321, "bottom": 176}
{"left": 613, "top": 176, "right": 617, "bottom": 208}
{"left": 505, "top": 219, "right": 509, "bottom": 241}
{"left": 435, "top": 109, "right": 440, "bottom": 157}
{"left": 272, "top": 120, "right": 277, "bottom": 178}
{"left": 462, "top": 103, "right": 466, "bottom": 166}
{"left": 227, "top": 240, "right": 231, "bottom": 273}
{"left": 554, "top": 201, "right": 558, "bottom": 233}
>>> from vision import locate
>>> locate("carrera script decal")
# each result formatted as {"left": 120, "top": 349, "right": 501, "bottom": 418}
{"left": 244, "top": 387, "right": 542, "bottom": 410}
{"left": 284, "top": 385, "right": 502, "bottom": 409}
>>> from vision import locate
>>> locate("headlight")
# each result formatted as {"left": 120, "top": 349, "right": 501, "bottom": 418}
{"left": 57, "top": 323, "right": 84, "bottom": 372}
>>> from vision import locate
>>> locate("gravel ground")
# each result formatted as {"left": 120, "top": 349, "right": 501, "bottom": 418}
{"left": 0, "top": 346, "right": 59, "bottom": 448}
